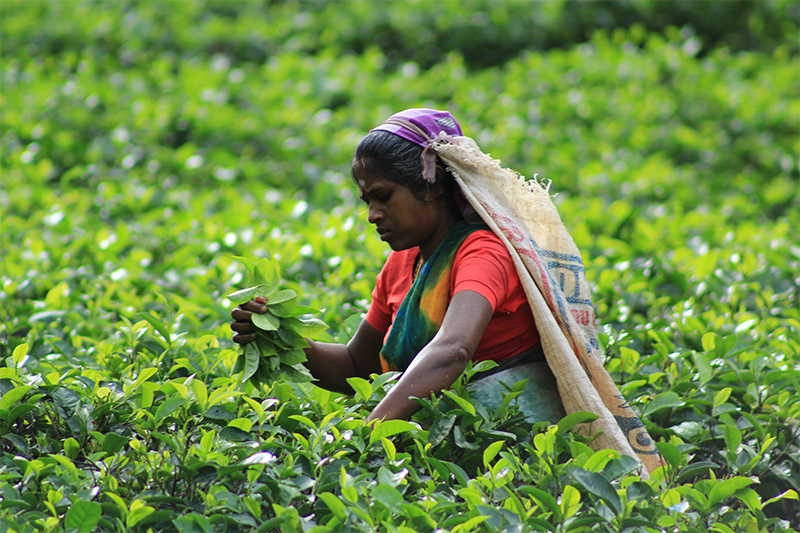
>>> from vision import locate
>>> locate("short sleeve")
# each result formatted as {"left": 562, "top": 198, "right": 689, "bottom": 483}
{"left": 451, "top": 231, "right": 524, "bottom": 313}
{"left": 365, "top": 249, "right": 416, "bottom": 333}
{"left": 365, "top": 263, "right": 393, "bottom": 333}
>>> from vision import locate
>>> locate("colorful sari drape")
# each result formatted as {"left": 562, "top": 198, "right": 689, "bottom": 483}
{"left": 379, "top": 221, "right": 487, "bottom": 372}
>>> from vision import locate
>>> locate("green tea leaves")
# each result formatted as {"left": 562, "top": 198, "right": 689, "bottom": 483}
{"left": 227, "top": 286, "right": 261, "bottom": 305}
{"left": 369, "top": 420, "right": 420, "bottom": 445}
{"left": 229, "top": 257, "right": 328, "bottom": 388}
{"left": 268, "top": 289, "right": 298, "bottom": 316}
{"left": 251, "top": 311, "right": 280, "bottom": 331}
{"left": 242, "top": 344, "right": 260, "bottom": 382}
{"left": 64, "top": 500, "right": 102, "bottom": 533}
{"left": 279, "top": 363, "right": 314, "bottom": 383}
{"left": 1, "top": 4, "right": 797, "bottom": 530}
{"left": 287, "top": 317, "right": 328, "bottom": 337}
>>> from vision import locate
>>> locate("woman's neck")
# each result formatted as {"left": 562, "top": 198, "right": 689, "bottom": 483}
{"left": 419, "top": 214, "right": 460, "bottom": 262}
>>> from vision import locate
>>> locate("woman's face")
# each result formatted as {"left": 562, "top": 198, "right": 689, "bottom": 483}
{"left": 353, "top": 160, "right": 454, "bottom": 259}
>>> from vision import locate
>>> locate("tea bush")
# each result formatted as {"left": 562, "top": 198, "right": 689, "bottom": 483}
{"left": 1, "top": 2, "right": 799, "bottom": 532}
{"left": 3, "top": 0, "right": 798, "bottom": 70}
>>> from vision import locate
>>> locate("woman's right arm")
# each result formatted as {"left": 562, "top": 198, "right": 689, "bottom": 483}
{"left": 303, "top": 319, "right": 384, "bottom": 395}
{"left": 231, "top": 296, "right": 384, "bottom": 395}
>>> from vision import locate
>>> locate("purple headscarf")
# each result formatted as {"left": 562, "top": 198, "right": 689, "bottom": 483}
{"left": 371, "top": 108, "right": 463, "bottom": 183}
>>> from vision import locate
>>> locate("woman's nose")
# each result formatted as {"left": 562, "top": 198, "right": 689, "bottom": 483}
{"left": 367, "top": 205, "right": 382, "bottom": 224}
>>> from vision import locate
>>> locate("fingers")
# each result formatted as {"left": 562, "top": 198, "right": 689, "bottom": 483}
{"left": 230, "top": 320, "right": 256, "bottom": 334}
{"left": 232, "top": 332, "right": 258, "bottom": 345}
{"left": 230, "top": 297, "right": 268, "bottom": 346}
{"left": 241, "top": 299, "right": 268, "bottom": 314}
{"left": 230, "top": 299, "right": 267, "bottom": 322}
{"left": 231, "top": 307, "right": 253, "bottom": 321}
{"left": 231, "top": 319, "right": 257, "bottom": 345}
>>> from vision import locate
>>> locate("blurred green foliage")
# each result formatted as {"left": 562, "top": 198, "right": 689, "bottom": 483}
{"left": 3, "top": 0, "right": 798, "bottom": 70}
{"left": 1, "top": 1, "right": 799, "bottom": 532}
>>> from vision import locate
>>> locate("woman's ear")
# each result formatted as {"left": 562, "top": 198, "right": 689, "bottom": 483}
{"left": 424, "top": 175, "right": 447, "bottom": 202}
{"left": 431, "top": 163, "right": 449, "bottom": 194}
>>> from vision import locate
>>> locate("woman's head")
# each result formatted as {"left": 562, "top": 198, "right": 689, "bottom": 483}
{"left": 354, "top": 130, "right": 445, "bottom": 202}
{"left": 353, "top": 108, "right": 464, "bottom": 212}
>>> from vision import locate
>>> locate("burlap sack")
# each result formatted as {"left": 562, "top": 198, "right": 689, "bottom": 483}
{"left": 436, "top": 136, "right": 661, "bottom": 476}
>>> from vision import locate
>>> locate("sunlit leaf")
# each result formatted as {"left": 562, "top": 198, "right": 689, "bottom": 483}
{"left": 226, "top": 285, "right": 262, "bottom": 305}
{"left": 441, "top": 389, "right": 475, "bottom": 416}
{"left": 370, "top": 420, "right": 419, "bottom": 445}
{"left": 252, "top": 311, "right": 280, "bottom": 331}
{"left": 65, "top": 500, "right": 102, "bottom": 533}
{"left": 556, "top": 411, "right": 600, "bottom": 433}
{"left": 708, "top": 477, "right": 757, "bottom": 507}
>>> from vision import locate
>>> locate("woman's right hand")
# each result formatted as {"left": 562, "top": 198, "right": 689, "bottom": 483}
{"left": 230, "top": 296, "right": 268, "bottom": 345}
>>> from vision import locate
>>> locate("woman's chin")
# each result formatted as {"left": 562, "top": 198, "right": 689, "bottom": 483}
{"left": 385, "top": 238, "right": 411, "bottom": 252}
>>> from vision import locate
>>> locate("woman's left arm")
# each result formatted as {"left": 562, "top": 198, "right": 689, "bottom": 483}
{"left": 365, "top": 290, "right": 494, "bottom": 423}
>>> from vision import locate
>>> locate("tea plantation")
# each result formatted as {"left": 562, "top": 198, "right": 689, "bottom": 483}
{"left": 1, "top": 1, "right": 799, "bottom": 532}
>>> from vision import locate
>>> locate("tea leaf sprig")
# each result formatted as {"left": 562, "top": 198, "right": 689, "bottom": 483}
{"left": 227, "top": 256, "right": 328, "bottom": 387}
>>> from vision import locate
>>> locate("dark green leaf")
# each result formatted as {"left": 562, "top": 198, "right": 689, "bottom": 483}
{"left": 102, "top": 433, "right": 129, "bottom": 454}
{"left": 154, "top": 396, "right": 185, "bottom": 421}
{"left": 279, "top": 363, "right": 313, "bottom": 383}
{"left": 519, "top": 486, "right": 561, "bottom": 518}
{"left": 279, "top": 348, "right": 306, "bottom": 366}
{"left": 571, "top": 467, "right": 622, "bottom": 516}
{"left": 527, "top": 516, "right": 556, "bottom": 532}
{"left": 453, "top": 424, "right": 478, "bottom": 450}
{"left": 3, "top": 434, "right": 28, "bottom": 454}
{"left": 625, "top": 481, "right": 655, "bottom": 502}
{"left": 172, "top": 513, "right": 215, "bottom": 533}
{"left": 642, "top": 391, "right": 684, "bottom": 417}
{"left": 676, "top": 461, "right": 720, "bottom": 483}
{"left": 427, "top": 414, "right": 456, "bottom": 446}
{"left": 5, "top": 404, "right": 33, "bottom": 424}
{"left": 255, "top": 336, "right": 277, "bottom": 355}
{"left": 656, "top": 441, "right": 682, "bottom": 469}
{"left": 444, "top": 461, "right": 470, "bottom": 487}
{"left": 601, "top": 455, "right": 640, "bottom": 481}
{"left": 52, "top": 387, "right": 81, "bottom": 418}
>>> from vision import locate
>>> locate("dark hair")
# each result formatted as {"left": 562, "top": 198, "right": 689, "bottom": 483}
{"left": 353, "top": 130, "right": 461, "bottom": 215}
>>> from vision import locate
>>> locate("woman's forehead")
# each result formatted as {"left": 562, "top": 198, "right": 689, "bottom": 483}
{"left": 352, "top": 159, "right": 384, "bottom": 184}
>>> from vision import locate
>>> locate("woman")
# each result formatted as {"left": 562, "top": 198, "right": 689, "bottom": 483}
{"left": 230, "top": 108, "right": 563, "bottom": 424}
